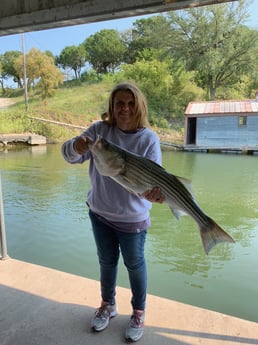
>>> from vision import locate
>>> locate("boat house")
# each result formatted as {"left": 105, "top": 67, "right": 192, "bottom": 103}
{"left": 184, "top": 95, "right": 258, "bottom": 153}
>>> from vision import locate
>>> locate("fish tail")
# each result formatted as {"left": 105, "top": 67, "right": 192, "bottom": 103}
{"left": 200, "top": 218, "right": 235, "bottom": 255}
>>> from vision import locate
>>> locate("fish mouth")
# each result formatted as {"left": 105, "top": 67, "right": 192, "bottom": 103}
{"left": 96, "top": 134, "right": 103, "bottom": 142}
{"left": 88, "top": 134, "right": 103, "bottom": 149}
{"left": 95, "top": 134, "right": 109, "bottom": 149}
{"left": 89, "top": 135, "right": 111, "bottom": 155}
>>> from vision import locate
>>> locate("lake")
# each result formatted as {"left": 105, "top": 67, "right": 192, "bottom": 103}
{"left": 1, "top": 144, "right": 258, "bottom": 323}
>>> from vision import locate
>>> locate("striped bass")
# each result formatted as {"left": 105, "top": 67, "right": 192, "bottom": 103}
{"left": 88, "top": 135, "right": 235, "bottom": 254}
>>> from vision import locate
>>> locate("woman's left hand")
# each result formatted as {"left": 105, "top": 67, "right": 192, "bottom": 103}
{"left": 142, "top": 187, "right": 165, "bottom": 204}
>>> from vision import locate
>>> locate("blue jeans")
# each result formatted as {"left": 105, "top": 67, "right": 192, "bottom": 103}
{"left": 89, "top": 210, "right": 147, "bottom": 311}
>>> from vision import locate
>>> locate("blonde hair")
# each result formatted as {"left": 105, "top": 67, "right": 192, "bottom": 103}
{"left": 101, "top": 81, "right": 150, "bottom": 129}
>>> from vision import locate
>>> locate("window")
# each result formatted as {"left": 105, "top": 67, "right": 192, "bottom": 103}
{"left": 239, "top": 116, "right": 247, "bottom": 126}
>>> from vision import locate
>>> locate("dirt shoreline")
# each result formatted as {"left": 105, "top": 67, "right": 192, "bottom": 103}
{"left": 0, "top": 98, "right": 16, "bottom": 108}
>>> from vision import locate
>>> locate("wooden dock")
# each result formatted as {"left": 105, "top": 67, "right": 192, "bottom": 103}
{"left": 183, "top": 145, "right": 258, "bottom": 155}
{"left": 0, "top": 258, "right": 257, "bottom": 345}
{"left": 160, "top": 142, "right": 258, "bottom": 155}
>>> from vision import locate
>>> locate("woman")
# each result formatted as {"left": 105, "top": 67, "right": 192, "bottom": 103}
{"left": 62, "top": 81, "right": 164, "bottom": 342}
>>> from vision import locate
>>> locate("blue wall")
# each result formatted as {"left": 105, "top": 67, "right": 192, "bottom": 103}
{"left": 197, "top": 116, "right": 258, "bottom": 148}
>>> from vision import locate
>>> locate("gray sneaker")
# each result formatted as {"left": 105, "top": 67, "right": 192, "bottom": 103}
{"left": 91, "top": 302, "right": 117, "bottom": 331}
{"left": 125, "top": 310, "right": 145, "bottom": 342}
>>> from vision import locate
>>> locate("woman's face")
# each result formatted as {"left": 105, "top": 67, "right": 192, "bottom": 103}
{"left": 113, "top": 91, "right": 137, "bottom": 131}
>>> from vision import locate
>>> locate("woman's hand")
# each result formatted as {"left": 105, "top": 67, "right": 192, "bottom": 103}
{"left": 73, "top": 136, "right": 90, "bottom": 155}
{"left": 142, "top": 187, "right": 165, "bottom": 204}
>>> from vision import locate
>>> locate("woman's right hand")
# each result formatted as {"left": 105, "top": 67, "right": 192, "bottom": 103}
{"left": 73, "top": 136, "right": 90, "bottom": 155}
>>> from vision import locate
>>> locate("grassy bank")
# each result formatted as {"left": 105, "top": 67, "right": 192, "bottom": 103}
{"left": 0, "top": 81, "right": 184, "bottom": 144}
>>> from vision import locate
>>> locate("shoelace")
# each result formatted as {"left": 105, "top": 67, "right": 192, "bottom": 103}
{"left": 130, "top": 313, "right": 143, "bottom": 328}
{"left": 95, "top": 306, "right": 110, "bottom": 318}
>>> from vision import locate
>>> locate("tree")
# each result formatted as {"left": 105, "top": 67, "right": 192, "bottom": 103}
{"left": 167, "top": 0, "right": 258, "bottom": 100}
{"left": 83, "top": 29, "right": 126, "bottom": 74}
{"left": 118, "top": 57, "right": 203, "bottom": 122}
{"left": 119, "top": 58, "right": 172, "bottom": 124}
{"left": 14, "top": 48, "right": 63, "bottom": 99}
{"left": 123, "top": 15, "right": 173, "bottom": 63}
{"left": 37, "top": 61, "right": 64, "bottom": 99}
{"left": 57, "top": 44, "right": 87, "bottom": 79}
{"left": 45, "top": 50, "right": 55, "bottom": 60}
{"left": 1, "top": 50, "right": 23, "bottom": 87}
{"left": 0, "top": 55, "right": 6, "bottom": 92}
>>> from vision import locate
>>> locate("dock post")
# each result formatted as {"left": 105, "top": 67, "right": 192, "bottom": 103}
{"left": 0, "top": 175, "right": 8, "bottom": 259}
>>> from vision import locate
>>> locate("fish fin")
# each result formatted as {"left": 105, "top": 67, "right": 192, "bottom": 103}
{"left": 169, "top": 206, "right": 188, "bottom": 220}
{"left": 176, "top": 176, "right": 192, "bottom": 193}
{"left": 167, "top": 177, "right": 193, "bottom": 219}
{"left": 200, "top": 219, "right": 235, "bottom": 255}
{"left": 176, "top": 175, "right": 202, "bottom": 206}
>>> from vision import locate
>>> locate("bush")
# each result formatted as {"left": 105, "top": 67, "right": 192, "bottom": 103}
{"left": 80, "top": 70, "right": 99, "bottom": 83}
{"left": 0, "top": 110, "right": 31, "bottom": 133}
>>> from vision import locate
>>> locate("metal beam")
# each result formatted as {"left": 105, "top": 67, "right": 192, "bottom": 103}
{"left": 0, "top": 0, "right": 236, "bottom": 37}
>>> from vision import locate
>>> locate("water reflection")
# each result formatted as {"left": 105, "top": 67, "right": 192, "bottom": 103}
{"left": 1, "top": 145, "right": 258, "bottom": 322}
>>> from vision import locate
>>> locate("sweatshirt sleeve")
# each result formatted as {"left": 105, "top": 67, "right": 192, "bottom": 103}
{"left": 61, "top": 121, "right": 101, "bottom": 164}
{"left": 61, "top": 137, "right": 89, "bottom": 164}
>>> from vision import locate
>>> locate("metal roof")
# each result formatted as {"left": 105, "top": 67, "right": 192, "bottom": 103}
{"left": 185, "top": 100, "right": 258, "bottom": 117}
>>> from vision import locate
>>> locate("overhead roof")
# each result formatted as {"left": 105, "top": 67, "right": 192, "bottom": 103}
{"left": 0, "top": 0, "right": 236, "bottom": 36}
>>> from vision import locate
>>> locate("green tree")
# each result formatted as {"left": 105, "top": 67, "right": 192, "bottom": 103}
{"left": 1, "top": 50, "right": 23, "bottom": 88}
{"left": 56, "top": 44, "right": 87, "bottom": 79}
{"left": 83, "top": 29, "right": 126, "bottom": 74}
{"left": 0, "top": 55, "right": 6, "bottom": 92}
{"left": 167, "top": 0, "right": 258, "bottom": 100}
{"left": 124, "top": 15, "right": 172, "bottom": 63}
{"left": 117, "top": 58, "right": 172, "bottom": 124}
{"left": 118, "top": 58, "right": 203, "bottom": 123}
{"left": 45, "top": 50, "right": 55, "bottom": 60}
{"left": 243, "top": 36, "right": 258, "bottom": 98}
{"left": 14, "top": 48, "right": 63, "bottom": 99}
{"left": 37, "top": 61, "right": 64, "bottom": 99}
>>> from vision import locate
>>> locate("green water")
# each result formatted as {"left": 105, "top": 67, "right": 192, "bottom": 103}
{"left": 1, "top": 144, "right": 258, "bottom": 322}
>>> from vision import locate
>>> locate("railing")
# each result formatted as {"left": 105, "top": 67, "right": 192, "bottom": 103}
{"left": 0, "top": 174, "right": 8, "bottom": 259}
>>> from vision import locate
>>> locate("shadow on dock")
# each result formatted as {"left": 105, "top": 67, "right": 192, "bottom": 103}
{"left": 0, "top": 259, "right": 258, "bottom": 345}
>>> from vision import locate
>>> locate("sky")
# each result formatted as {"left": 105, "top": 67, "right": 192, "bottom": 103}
{"left": 0, "top": 15, "right": 153, "bottom": 57}
{"left": 0, "top": 0, "right": 257, "bottom": 85}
